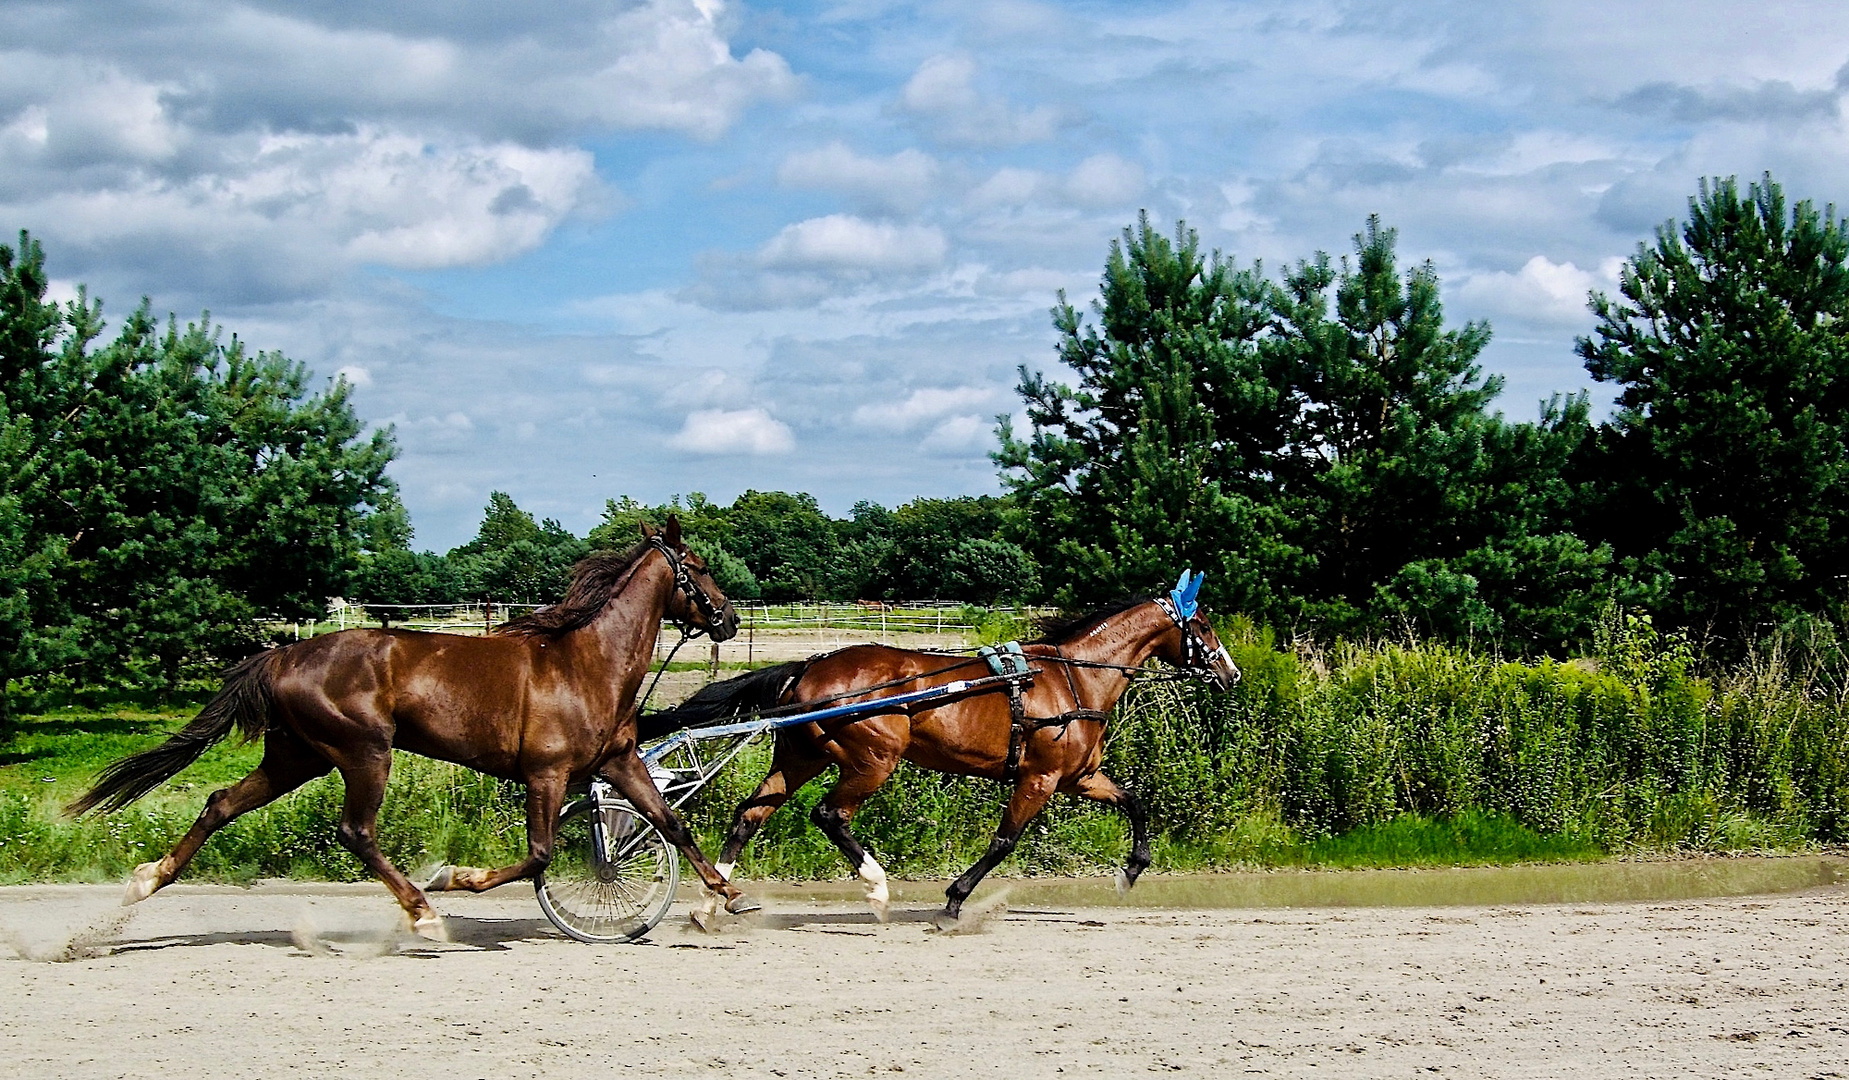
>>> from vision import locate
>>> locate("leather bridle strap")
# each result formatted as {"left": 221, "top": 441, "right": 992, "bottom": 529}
{"left": 647, "top": 535, "right": 724, "bottom": 634}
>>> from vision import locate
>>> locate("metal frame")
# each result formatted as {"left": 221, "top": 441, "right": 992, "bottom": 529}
{"left": 594, "top": 670, "right": 1036, "bottom": 816}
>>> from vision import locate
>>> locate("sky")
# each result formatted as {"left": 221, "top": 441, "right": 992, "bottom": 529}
{"left": 4, "top": 1, "right": 1847, "bottom": 550}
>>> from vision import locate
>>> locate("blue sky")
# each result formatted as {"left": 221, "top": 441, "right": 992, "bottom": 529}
{"left": 5, "top": 1, "right": 1847, "bottom": 548}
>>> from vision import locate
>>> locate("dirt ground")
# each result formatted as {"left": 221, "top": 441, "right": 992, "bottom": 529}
{"left": 1, "top": 876, "right": 1844, "bottom": 1079}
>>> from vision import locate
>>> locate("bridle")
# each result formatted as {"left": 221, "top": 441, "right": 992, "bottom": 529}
{"left": 646, "top": 534, "right": 728, "bottom": 637}
{"left": 634, "top": 535, "right": 733, "bottom": 716}
{"left": 1154, "top": 595, "right": 1238, "bottom": 685}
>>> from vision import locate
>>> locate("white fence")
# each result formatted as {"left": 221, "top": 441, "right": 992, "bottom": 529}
{"left": 304, "top": 600, "right": 1047, "bottom": 638}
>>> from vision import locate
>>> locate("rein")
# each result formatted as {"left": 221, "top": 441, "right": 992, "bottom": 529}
{"left": 631, "top": 536, "right": 729, "bottom": 717}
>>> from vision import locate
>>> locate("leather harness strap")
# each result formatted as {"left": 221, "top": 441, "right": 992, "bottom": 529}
{"left": 994, "top": 642, "right": 1117, "bottom": 783}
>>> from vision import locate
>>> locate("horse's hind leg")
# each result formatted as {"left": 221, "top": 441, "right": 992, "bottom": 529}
{"left": 598, "top": 749, "right": 758, "bottom": 915}
{"left": 124, "top": 729, "right": 331, "bottom": 906}
{"left": 330, "top": 749, "right": 446, "bottom": 940}
{"left": 809, "top": 756, "right": 903, "bottom": 921}
{"left": 940, "top": 772, "right": 1058, "bottom": 927}
{"left": 426, "top": 770, "right": 567, "bottom": 893}
{"left": 716, "top": 737, "right": 828, "bottom": 881}
{"left": 1070, "top": 771, "right": 1151, "bottom": 893}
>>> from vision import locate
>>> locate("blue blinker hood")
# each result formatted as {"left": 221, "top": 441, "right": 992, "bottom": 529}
{"left": 1170, "top": 570, "right": 1203, "bottom": 620}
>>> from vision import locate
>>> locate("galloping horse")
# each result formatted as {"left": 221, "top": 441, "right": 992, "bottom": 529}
{"left": 647, "top": 572, "right": 1240, "bottom": 927}
{"left": 70, "top": 518, "right": 760, "bottom": 938}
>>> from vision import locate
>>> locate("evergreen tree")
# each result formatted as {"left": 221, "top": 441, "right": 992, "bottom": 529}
{"left": 0, "top": 231, "right": 398, "bottom": 690}
{"left": 449, "top": 492, "right": 588, "bottom": 605}
{"left": 1278, "top": 217, "right": 1605, "bottom": 643}
{"left": 995, "top": 215, "right": 1304, "bottom": 614}
{"left": 1578, "top": 174, "right": 1849, "bottom": 639}
{"left": 1000, "top": 214, "right": 1605, "bottom": 649}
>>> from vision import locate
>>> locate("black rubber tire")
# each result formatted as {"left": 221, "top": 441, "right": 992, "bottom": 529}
{"left": 535, "top": 798, "right": 679, "bottom": 943}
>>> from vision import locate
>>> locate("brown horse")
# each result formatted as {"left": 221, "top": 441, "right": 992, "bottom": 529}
{"left": 648, "top": 578, "right": 1240, "bottom": 927}
{"left": 69, "top": 518, "right": 759, "bottom": 939}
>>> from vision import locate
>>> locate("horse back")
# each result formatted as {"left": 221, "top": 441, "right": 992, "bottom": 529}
{"left": 267, "top": 628, "right": 555, "bottom": 777}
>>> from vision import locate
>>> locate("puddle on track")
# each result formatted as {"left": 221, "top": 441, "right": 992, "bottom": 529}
{"left": 743, "top": 856, "right": 1848, "bottom": 910}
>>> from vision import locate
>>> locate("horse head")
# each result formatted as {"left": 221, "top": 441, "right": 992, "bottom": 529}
{"left": 642, "top": 515, "right": 740, "bottom": 642}
{"left": 1162, "top": 570, "right": 1240, "bottom": 690}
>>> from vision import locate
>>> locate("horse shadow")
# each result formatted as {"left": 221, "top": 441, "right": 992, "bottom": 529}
{"left": 93, "top": 904, "right": 959, "bottom": 958}
{"left": 103, "top": 913, "right": 570, "bottom": 957}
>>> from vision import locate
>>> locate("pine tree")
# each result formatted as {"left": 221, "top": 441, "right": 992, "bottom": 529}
{"left": 1578, "top": 174, "right": 1849, "bottom": 639}
{"left": 995, "top": 214, "right": 1305, "bottom": 613}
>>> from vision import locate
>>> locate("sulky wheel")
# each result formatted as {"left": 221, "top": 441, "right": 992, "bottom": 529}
{"left": 535, "top": 797, "right": 680, "bottom": 943}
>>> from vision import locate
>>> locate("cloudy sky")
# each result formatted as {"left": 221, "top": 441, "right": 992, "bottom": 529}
{"left": 5, "top": 1, "right": 1847, "bottom": 548}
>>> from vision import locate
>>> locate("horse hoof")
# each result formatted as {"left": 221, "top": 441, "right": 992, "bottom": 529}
{"left": 868, "top": 897, "right": 890, "bottom": 923}
{"left": 424, "top": 866, "right": 454, "bottom": 892}
{"left": 725, "top": 893, "right": 761, "bottom": 916}
{"left": 122, "top": 861, "right": 163, "bottom": 906}
{"left": 1115, "top": 868, "right": 1132, "bottom": 897}
{"left": 689, "top": 908, "right": 717, "bottom": 933}
{"left": 929, "top": 910, "right": 961, "bottom": 933}
{"left": 412, "top": 913, "right": 449, "bottom": 942}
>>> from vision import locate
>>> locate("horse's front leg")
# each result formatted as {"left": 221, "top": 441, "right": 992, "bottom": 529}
{"left": 598, "top": 749, "right": 759, "bottom": 915}
{"left": 426, "top": 770, "right": 567, "bottom": 893}
{"left": 938, "top": 771, "right": 1058, "bottom": 929}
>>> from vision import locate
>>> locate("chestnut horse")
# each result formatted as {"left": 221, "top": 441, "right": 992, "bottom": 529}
{"left": 648, "top": 572, "right": 1240, "bottom": 927}
{"left": 70, "top": 518, "right": 759, "bottom": 939}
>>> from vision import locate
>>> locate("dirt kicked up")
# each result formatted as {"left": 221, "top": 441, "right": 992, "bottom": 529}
{"left": 1, "top": 867, "right": 1845, "bottom": 1079}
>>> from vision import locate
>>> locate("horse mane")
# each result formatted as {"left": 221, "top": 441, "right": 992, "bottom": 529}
{"left": 1030, "top": 594, "right": 1157, "bottom": 644}
{"left": 493, "top": 542, "right": 654, "bottom": 638}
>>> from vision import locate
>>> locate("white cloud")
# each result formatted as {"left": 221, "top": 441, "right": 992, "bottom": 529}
{"left": 1456, "top": 255, "right": 1625, "bottom": 326}
{"left": 667, "top": 407, "right": 795, "bottom": 455}
{"left": 852, "top": 386, "right": 998, "bottom": 429}
{"left": 334, "top": 364, "right": 372, "bottom": 387}
{"left": 898, "top": 53, "right": 1062, "bottom": 146}
{"left": 4, "top": 122, "right": 598, "bottom": 297}
{"left": 759, "top": 215, "right": 948, "bottom": 272}
{"left": 919, "top": 414, "right": 993, "bottom": 454}
{"left": 777, "top": 142, "right": 941, "bottom": 210}
{"left": 1065, "top": 153, "right": 1145, "bottom": 207}
{"left": 968, "top": 167, "right": 1045, "bottom": 207}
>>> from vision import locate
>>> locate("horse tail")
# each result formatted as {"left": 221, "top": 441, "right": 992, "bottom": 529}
{"left": 638, "top": 661, "right": 807, "bottom": 742}
{"left": 66, "top": 651, "right": 279, "bottom": 817}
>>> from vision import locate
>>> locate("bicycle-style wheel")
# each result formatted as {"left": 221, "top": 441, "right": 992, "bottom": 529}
{"left": 535, "top": 798, "right": 680, "bottom": 943}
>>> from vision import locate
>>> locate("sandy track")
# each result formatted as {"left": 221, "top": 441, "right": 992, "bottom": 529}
{"left": 1, "top": 880, "right": 1844, "bottom": 1079}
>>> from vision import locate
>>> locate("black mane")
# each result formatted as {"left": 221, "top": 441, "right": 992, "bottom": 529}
{"left": 493, "top": 542, "right": 653, "bottom": 638}
{"left": 1030, "top": 594, "right": 1158, "bottom": 644}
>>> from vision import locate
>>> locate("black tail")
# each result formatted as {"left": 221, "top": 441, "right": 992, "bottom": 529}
{"left": 66, "top": 652, "right": 277, "bottom": 817}
{"left": 638, "top": 661, "right": 806, "bottom": 742}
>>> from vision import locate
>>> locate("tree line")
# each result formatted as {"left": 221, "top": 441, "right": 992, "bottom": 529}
{"left": 353, "top": 489, "right": 1038, "bottom": 609}
{"left": 1000, "top": 174, "right": 1849, "bottom": 655}
{"left": 0, "top": 234, "right": 395, "bottom": 705}
{"left": 5, "top": 172, "right": 1844, "bottom": 701}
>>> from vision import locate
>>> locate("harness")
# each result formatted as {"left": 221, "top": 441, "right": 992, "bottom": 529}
{"left": 977, "top": 640, "right": 1118, "bottom": 782}
{"left": 634, "top": 535, "right": 732, "bottom": 714}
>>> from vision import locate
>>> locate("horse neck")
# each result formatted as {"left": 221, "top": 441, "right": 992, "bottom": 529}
{"left": 577, "top": 552, "right": 675, "bottom": 667}
{"left": 1051, "top": 602, "right": 1175, "bottom": 712}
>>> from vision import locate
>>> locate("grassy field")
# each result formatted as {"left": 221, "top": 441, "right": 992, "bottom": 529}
{"left": 0, "top": 702, "right": 1601, "bottom": 887}
{"left": 4, "top": 612, "right": 1841, "bottom": 886}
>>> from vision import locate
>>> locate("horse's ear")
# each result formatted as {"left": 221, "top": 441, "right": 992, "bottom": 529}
{"left": 663, "top": 514, "right": 682, "bottom": 547}
{"left": 639, "top": 521, "right": 657, "bottom": 539}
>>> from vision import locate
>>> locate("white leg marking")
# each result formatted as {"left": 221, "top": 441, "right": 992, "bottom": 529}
{"left": 858, "top": 854, "right": 890, "bottom": 922}
{"left": 714, "top": 861, "right": 735, "bottom": 882}
{"left": 122, "top": 859, "right": 167, "bottom": 906}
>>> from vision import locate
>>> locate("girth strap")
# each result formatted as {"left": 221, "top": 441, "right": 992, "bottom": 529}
{"left": 1004, "top": 702, "right": 1114, "bottom": 782}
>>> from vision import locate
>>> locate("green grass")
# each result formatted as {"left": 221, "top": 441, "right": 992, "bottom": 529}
{"left": 7, "top": 612, "right": 1842, "bottom": 886}
{"left": 1, "top": 704, "right": 1608, "bottom": 886}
